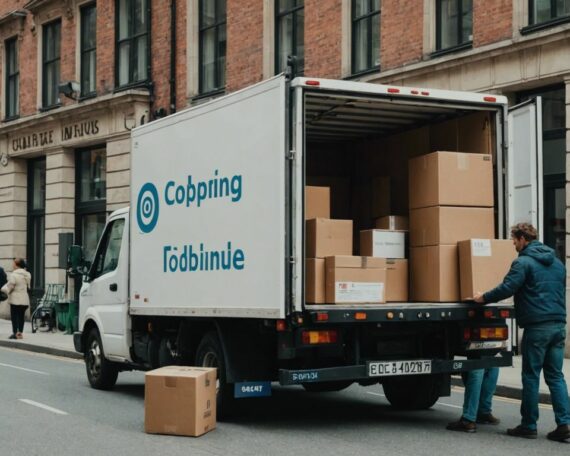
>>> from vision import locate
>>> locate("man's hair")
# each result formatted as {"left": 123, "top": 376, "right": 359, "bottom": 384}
{"left": 13, "top": 258, "right": 27, "bottom": 269}
{"left": 510, "top": 223, "right": 538, "bottom": 242}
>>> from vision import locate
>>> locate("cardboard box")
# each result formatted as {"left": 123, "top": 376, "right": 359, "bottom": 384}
{"left": 409, "top": 151, "right": 494, "bottom": 209}
{"left": 325, "top": 256, "right": 387, "bottom": 304}
{"left": 375, "top": 215, "right": 409, "bottom": 231}
{"left": 410, "top": 245, "right": 459, "bottom": 302}
{"left": 458, "top": 239, "right": 517, "bottom": 300}
{"left": 305, "top": 186, "right": 330, "bottom": 220}
{"left": 306, "top": 218, "right": 353, "bottom": 258}
{"left": 306, "top": 258, "right": 325, "bottom": 304}
{"left": 409, "top": 206, "right": 494, "bottom": 247}
{"left": 145, "top": 366, "right": 216, "bottom": 437}
{"left": 360, "top": 230, "right": 406, "bottom": 259}
{"left": 306, "top": 176, "right": 351, "bottom": 219}
{"left": 371, "top": 176, "right": 391, "bottom": 218}
{"left": 386, "top": 259, "right": 408, "bottom": 302}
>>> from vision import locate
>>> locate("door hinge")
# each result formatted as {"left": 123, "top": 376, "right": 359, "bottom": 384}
{"left": 289, "top": 256, "right": 297, "bottom": 264}
{"left": 287, "top": 149, "right": 296, "bottom": 160}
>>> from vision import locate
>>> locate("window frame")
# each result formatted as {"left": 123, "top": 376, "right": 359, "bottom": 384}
{"left": 5, "top": 37, "right": 19, "bottom": 120}
{"left": 42, "top": 19, "right": 62, "bottom": 110}
{"left": 434, "top": 0, "right": 473, "bottom": 55}
{"left": 523, "top": 0, "right": 570, "bottom": 33}
{"left": 80, "top": 2, "right": 97, "bottom": 98}
{"left": 198, "top": 0, "right": 227, "bottom": 95}
{"left": 115, "top": 0, "right": 151, "bottom": 89}
{"left": 351, "top": 0, "right": 381, "bottom": 76}
{"left": 275, "top": 0, "right": 304, "bottom": 75}
{"left": 90, "top": 218, "right": 125, "bottom": 280}
{"left": 27, "top": 158, "right": 46, "bottom": 295}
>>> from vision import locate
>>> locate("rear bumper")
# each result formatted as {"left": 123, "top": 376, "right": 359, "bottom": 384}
{"left": 73, "top": 331, "right": 83, "bottom": 353}
{"left": 278, "top": 351, "right": 513, "bottom": 385}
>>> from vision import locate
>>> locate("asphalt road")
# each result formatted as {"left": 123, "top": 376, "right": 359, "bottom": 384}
{"left": 0, "top": 347, "right": 567, "bottom": 456}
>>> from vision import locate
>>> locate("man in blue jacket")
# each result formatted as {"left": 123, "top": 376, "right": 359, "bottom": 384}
{"left": 474, "top": 223, "right": 570, "bottom": 442}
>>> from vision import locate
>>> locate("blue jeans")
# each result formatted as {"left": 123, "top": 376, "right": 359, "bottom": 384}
{"left": 521, "top": 322, "right": 570, "bottom": 430}
{"left": 462, "top": 367, "right": 499, "bottom": 422}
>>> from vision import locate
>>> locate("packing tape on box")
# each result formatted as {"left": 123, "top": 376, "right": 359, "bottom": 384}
{"left": 361, "top": 256, "right": 368, "bottom": 268}
{"left": 457, "top": 153, "right": 468, "bottom": 171}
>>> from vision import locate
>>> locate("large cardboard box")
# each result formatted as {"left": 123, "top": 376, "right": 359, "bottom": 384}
{"left": 458, "top": 239, "right": 517, "bottom": 300}
{"left": 386, "top": 259, "right": 408, "bottom": 302}
{"left": 360, "top": 230, "right": 406, "bottom": 259}
{"left": 371, "top": 176, "right": 391, "bottom": 218}
{"left": 410, "top": 245, "right": 459, "bottom": 302}
{"left": 306, "top": 176, "right": 351, "bottom": 219}
{"left": 375, "top": 215, "right": 409, "bottom": 231}
{"left": 145, "top": 366, "right": 217, "bottom": 437}
{"left": 306, "top": 218, "right": 353, "bottom": 258}
{"left": 325, "top": 256, "right": 387, "bottom": 304}
{"left": 409, "top": 151, "right": 494, "bottom": 209}
{"left": 409, "top": 206, "right": 494, "bottom": 247}
{"left": 305, "top": 186, "right": 330, "bottom": 220}
{"left": 306, "top": 258, "right": 325, "bottom": 304}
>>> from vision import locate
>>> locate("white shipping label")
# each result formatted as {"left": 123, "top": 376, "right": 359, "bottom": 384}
{"left": 372, "top": 231, "right": 406, "bottom": 259}
{"left": 335, "top": 282, "right": 384, "bottom": 303}
{"left": 471, "top": 239, "right": 492, "bottom": 257}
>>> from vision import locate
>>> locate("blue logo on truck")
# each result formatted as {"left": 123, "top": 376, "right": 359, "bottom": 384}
{"left": 137, "top": 182, "right": 160, "bottom": 233}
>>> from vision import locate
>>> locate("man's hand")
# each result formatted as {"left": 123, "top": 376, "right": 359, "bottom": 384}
{"left": 473, "top": 292, "right": 485, "bottom": 304}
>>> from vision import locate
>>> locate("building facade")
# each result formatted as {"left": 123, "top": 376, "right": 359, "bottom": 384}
{"left": 0, "top": 0, "right": 568, "bottom": 329}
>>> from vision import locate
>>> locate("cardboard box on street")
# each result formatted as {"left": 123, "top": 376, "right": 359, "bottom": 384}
{"left": 360, "top": 230, "right": 406, "bottom": 259}
{"left": 325, "top": 256, "right": 387, "bottom": 304}
{"left": 306, "top": 218, "right": 353, "bottom": 258}
{"left": 458, "top": 239, "right": 517, "bottom": 300}
{"left": 410, "top": 245, "right": 459, "bottom": 302}
{"left": 305, "top": 186, "right": 330, "bottom": 220}
{"left": 386, "top": 259, "right": 408, "bottom": 302}
{"left": 306, "top": 258, "right": 325, "bottom": 304}
{"left": 409, "top": 206, "right": 494, "bottom": 247}
{"left": 145, "top": 366, "right": 217, "bottom": 437}
{"left": 375, "top": 215, "right": 409, "bottom": 231}
{"left": 409, "top": 151, "right": 494, "bottom": 209}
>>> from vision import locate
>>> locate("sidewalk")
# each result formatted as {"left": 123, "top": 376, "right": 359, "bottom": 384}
{"left": 0, "top": 318, "right": 569, "bottom": 403}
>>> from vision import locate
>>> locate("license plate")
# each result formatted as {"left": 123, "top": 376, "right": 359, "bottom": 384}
{"left": 368, "top": 360, "right": 432, "bottom": 377}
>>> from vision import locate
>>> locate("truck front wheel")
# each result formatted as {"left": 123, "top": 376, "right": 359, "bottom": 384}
{"left": 195, "top": 332, "right": 234, "bottom": 419}
{"left": 85, "top": 328, "right": 119, "bottom": 390}
{"left": 382, "top": 375, "right": 441, "bottom": 410}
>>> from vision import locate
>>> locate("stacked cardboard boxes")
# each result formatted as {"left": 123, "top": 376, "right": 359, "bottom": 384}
{"left": 408, "top": 152, "right": 494, "bottom": 302}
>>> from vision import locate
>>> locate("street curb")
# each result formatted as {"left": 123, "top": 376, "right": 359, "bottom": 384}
{"left": 451, "top": 377, "right": 552, "bottom": 405}
{"left": 0, "top": 340, "right": 82, "bottom": 360}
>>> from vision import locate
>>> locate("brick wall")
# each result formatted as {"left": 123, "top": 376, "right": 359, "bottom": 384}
{"left": 304, "top": 0, "right": 342, "bottom": 79}
{"left": 473, "top": 0, "right": 512, "bottom": 47}
{"left": 151, "top": 0, "right": 171, "bottom": 113}
{"left": 381, "top": 0, "right": 424, "bottom": 71}
{"left": 226, "top": 0, "right": 264, "bottom": 93}
{"left": 97, "top": 1, "right": 115, "bottom": 95}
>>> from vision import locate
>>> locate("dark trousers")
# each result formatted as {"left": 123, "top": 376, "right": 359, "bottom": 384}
{"left": 10, "top": 305, "right": 26, "bottom": 334}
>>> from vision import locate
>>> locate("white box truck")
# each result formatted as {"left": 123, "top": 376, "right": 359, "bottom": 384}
{"left": 73, "top": 75, "right": 543, "bottom": 415}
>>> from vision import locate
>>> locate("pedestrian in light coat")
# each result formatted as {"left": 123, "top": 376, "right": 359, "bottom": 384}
{"left": 1, "top": 258, "right": 31, "bottom": 340}
{"left": 474, "top": 223, "right": 570, "bottom": 442}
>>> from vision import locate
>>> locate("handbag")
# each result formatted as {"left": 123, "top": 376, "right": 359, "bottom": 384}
{"left": 0, "top": 290, "right": 7, "bottom": 301}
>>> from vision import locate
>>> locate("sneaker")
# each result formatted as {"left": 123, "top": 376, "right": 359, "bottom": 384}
{"left": 547, "top": 425, "right": 570, "bottom": 442}
{"left": 446, "top": 418, "right": 476, "bottom": 433}
{"left": 507, "top": 425, "right": 538, "bottom": 439}
{"left": 8, "top": 334, "right": 16, "bottom": 340}
{"left": 476, "top": 413, "right": 500, "bottom": 425}
{"left": 16, "top": 332, "right": 23, "bottom": 339}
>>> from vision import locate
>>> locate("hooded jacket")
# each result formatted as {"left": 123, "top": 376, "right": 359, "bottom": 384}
{"left": 483, "top": 241, "right": 566, "bottom": 328}
{"left": 1, "top": 268, "right": 31, "bottom": 306}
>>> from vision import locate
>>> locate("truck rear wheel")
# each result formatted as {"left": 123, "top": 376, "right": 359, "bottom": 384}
{"left": 85, "top": 328, "right": 119, "bottom": 390}
{"left": 195, "top": 332, "right": 234, "bottom": 419}
{"left": 382, "top": 375, "right": 441, "bottom": 410}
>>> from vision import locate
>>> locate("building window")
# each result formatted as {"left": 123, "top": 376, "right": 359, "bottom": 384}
{"left": 199, "top": 0, "right": 226, "bottom": 94}
{"left": 76, "top": 148, "right": 107, "bottom": 263}
{"left": 275, "top": 0, "right": 304, "bottom": 75}
{"left": 436, "top": 0, "right": 472, "bottom": 51}
{"left": 80, "top": 3, "right": 97, "bottom": 97}
{"left": 529, "top": 0, "right": 570, "bottom": 25}
{"left": 352, "top": 0, "right": 380, "bottom": 74}
{"left": 5, "top": 37, "right": 19, "bottom": 119}
{"left": 116, "top": 0, "right": 149, "bottom": 87}
{"left": 42, "top": 20, "right": 61, "bottom": 108}
{"left": 28, "top": 158, "right": 46, "bottom": 297}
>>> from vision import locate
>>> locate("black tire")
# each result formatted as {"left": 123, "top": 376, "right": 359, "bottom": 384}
{"left": 85, "top": 328, "right": 119, "bottom": 390}
{"left": 382, "top": 374, "right": 442, "bottom": 410}
{"left": 195, "top": 332, "right": 234, "bottom": 419}
{"left": 302, "top": 381, "right": 353, "bottom": 393}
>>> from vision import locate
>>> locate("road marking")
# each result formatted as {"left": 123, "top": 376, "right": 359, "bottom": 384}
{"left": 0, "top": 362, "right": 49, "bottom": 375}
{"left": 436, "top": 402, "right": 462, "bottom": 409}
{"left": 19, "top": 399, "right": 68, "bottom": 415}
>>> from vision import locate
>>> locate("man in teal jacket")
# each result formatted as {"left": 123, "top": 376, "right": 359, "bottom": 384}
{"left": 474, "top": 223, "right": 570, "bottom": 442}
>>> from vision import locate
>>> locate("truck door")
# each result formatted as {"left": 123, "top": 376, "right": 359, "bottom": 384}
{"left": 507, "top": 97, "right": 543, "bottom": 240}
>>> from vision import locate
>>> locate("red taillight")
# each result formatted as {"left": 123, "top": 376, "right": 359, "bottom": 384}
{"left": 316, "top": 312, "right": 329, "bottom": 322}
{"left": 463, "top": 328, "right": 471, "bottom": 340}
{"left": 354, "top": 312, "right": 367, "bottom": 320}
{"left": 484, "top": 310, "right": 494, "bottom": 318}
{"left": 484, "top": 96, "right": 497, "bottom": 102}
{"left": 411, "top": 90, "right": 419, "bottom": 95}
{"left": 466, "top": 326, "right": 508, "bottom": 341}
{"left": 301, "top": 330, "right": 338, "bottom": 345}
{"left": 421, "top": 91, "right": 430, "bottom": 96}
{"left": 306, "top": 80, "right": 320, "bottom": 86}
{"left": 387, "top": 88, "right": 400, "bottom": 94}
{"left": 276, "top": 320, "right": 287, "bottom": 332}
{"left": 500, "top": 310, "right": 510, "bottom": 318}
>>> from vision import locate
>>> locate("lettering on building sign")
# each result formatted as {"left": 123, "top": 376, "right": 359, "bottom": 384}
{"left": 12, "top": 131, "right": 54, "bottom": 152}
{"left": 62, "top": 120, "right": 100, "bottom": 141}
